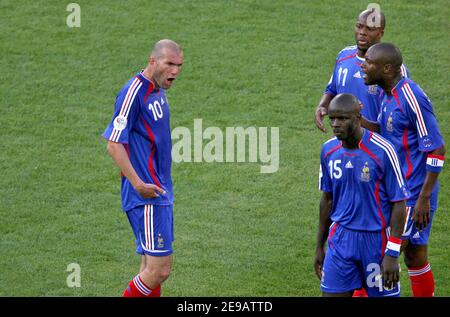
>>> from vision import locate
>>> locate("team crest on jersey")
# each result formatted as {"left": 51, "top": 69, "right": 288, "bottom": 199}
{"left": 360, "top": 162, "right": 371, "bottom": 182}
{"left": 113, "top": 115, "right": 127, "bottom": 131}
{"left": 368, "top": 85, "right": 378, "bottom": 95}
{"left": 157, "top": 233, "right": 164, "bottom": 248}
{"left": 386, "top": 113, "right": 394, "bottom": 132}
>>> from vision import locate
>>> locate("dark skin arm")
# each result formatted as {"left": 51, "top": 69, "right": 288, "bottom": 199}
{"left": 360, "top": 116, "right": 380, "bottom": 134}
{"left": 381, "top": 200, "right": 407, "bottom": 289}
{"left": 314, "top": 191, "right": 333, "bottom": 280}
{"left": 315, "top": 94, "right": 334, "bottom": 132}
{"left": 413, "top": 146, "right": 446, "bottom": 230}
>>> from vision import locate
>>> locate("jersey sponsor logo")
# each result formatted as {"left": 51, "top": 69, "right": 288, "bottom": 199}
{"left": 413, "top": 231, "right": 421, "bottom": 239}
{"left": 113, "top": 115, "right": 128, "bottom": 131}
{"left": 360, "top": 162, "right": 371, "bottom": 182}
{"left": 345, "top": 161, "right": 353, "bottom": 169}
{"left": 353, "top": 71, "right": 361, "bottom": 78}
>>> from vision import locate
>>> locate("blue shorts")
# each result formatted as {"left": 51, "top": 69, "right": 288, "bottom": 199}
{"left": 126, "top": 204, "right": 174, "bottom": 257}
{"left": 321, "top": 223, "right": 400, "bottom": 297}
{"left": 401, "top": 207, "right": 435, "bottom": 245}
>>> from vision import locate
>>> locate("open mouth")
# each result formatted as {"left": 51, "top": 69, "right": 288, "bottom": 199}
{"left": 357, "top": 39, "right": 368, "bottom": 46}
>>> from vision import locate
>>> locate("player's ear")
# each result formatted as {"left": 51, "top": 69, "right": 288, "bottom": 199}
{"left": 149, "top": 56, "right": 157, "bottom": 67}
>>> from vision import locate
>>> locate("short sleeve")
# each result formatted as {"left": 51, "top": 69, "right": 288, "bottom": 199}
{"left": 319, "top": 147, "right": 332, "bottom": 192}
{"left": 381, "top": 140, "right": 411, "bottom": 202}
{"left": 102, "top": 78, "right": 142, "bottom": 144}
{"left": 402, "top": 84, "right": 445, "bottom": 152}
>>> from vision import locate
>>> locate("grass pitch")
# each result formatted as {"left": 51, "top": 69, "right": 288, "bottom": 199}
{"left": 0, "top": 0, "right": 449, "bottom": 296}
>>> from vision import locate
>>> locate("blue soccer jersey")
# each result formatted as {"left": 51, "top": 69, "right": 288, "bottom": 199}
{"left": 103, "top": 72, "right": 174, "bottom": 211}
{"left": 377, "top": 77, "right": 445, "bottom": 210}
{"left": 319, "top": 129, "right": 410, "bottom": 231}
{"left": 325, "top": 45, "right": 409, "bottom": 121}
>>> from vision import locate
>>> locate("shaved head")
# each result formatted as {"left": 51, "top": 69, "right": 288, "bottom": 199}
{"left": 329, "top": 93, "right": 361, "bottom": 115}
{"left": 369, "top": 43, "right": 402, "bottom": 68}
{"left": 150, "top": 39, "right": 183, "bottom": 59}
{"left": 328, "top": 94, "right": 363, "bottom": 146}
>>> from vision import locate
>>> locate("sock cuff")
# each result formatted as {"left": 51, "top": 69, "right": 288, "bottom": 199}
{"left": 133, "top": 275, "right": 152, "bottom": 296}
{"left": 408, "top": 262, "right": 431, "bottom": 277}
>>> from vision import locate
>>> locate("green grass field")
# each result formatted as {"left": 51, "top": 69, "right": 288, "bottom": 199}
{"left": 1, "top": 0, "right": 449, "bottom": 296}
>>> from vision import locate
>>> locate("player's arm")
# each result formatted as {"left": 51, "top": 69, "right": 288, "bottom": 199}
{"left": 360, "top": 116, "right": 380, "bottom": 133}
{"left": 314, "top": 191, "right": 332, "bottom": 280}
{"left": 106, "top": 141, "right": 165, "bottom": 198}
{"left": 382, "top": 199, "right": 407, "bottom": 289}
{"left": 413, "top": 146, "right": 446, "bottom": 230}
{"left": 315, "top": 93, "right": 334, "bottom": 132}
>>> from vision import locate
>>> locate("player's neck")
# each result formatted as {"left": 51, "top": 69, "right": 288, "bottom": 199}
{"left": 342, "top": 127, "right": 363, "bottom": 150}
{"left": 141, "top": 67, "right": 159, "bottom": 88}
{"left": 382, "top": 74, "right": 403, "bottom": 96}
{"left": 357, "top": 49, "right": 366, "bottom": 59}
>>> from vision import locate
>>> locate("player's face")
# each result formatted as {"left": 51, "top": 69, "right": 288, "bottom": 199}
{"left": 153, "top": 49, "right": 183, "bottom": 89}
{"left": 328, "top": 109, "right": 359, "bottom": 141}
{"left": 361, "top": 48, "right": 383, "bottom": 85}
{"left": 354, "top": 14, "right": 384, "bottom": 54}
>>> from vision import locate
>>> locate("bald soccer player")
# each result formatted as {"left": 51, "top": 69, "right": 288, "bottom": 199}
{"left": 315, "top": 8, "right": 409, "bottom": 132}
{"left": 362, "top": 43, "right": 446, "bottom": 297}
{"left": 103, "top": 39, "right": 183, "bottom": 297}
{"left": 316, "top": 93, "right": 409, "bottom": 297}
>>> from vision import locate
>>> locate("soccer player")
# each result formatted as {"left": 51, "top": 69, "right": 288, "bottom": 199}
{"left": 315, "top": 93, "right": 410, "bottom": 297}
{"left": 314, "top": 8, "right": 409, "bottom": 132}
{"left": 102, "top": 39, "right": 183, "bottom": 297}
{"left": 361, "top": 43, "right": 446, "bottom": 297}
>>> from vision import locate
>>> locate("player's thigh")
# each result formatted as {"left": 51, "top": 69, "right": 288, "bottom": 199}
{"left": 361, "top": 232, "right": 400, "bottom": 297}
{"left": 144, "top": 253, "right": 173, "bottom": 274}
{"left": 321, "top": 225, "right": 362, "bottom": 293}
{"left": 125, "top": 204, "right": 174, "bottom": 256}
{"left": 133, "top": 204, "right": 174, "bottom": 257}
{"left": 402, "top": 207, "right": 435, "bottom": 246}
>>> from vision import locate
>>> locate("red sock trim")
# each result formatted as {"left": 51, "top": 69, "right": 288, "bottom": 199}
{"left": 408, "top": 263, "right": 434, "bottom": 297}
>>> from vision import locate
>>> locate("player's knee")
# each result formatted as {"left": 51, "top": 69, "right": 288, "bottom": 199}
{"left": 403, "top": 245, "right": 428, "bottom": 268}
{"left": 145, "top": 264, "right": 171, "bottom": 284}
{"left": 153, "top": 267, "right": 171, "bottom": 283}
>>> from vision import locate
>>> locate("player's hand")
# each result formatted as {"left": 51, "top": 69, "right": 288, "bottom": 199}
{"left": 135, "top": 182, "right": 166, "bottom": 198}
{"left": 381, "top": 255, "right": 400, "bottom": 290}
{"left": 315, "top": 106, "right": 328, "bottom": 132}
{"left": 412, "top": 195, "right": 431, "bottom": 231}
{"left": 314, "top": 248, "right": 326, "bottom": 280}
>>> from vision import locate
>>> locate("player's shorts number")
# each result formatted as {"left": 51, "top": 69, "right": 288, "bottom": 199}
{"left": 366, "top": 263, "right": 394, "bottom": 292}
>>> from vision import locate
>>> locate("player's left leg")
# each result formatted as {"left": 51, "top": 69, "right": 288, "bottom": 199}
{"left": 402, "top": 209, "right": 436, "bottom": 297}
{"left": 363, "top": 230, "right": 400, "bottom": 297}
{"left": 404, "top": 243, "right": 434, "bottom": 297}
{"left": 139, "top": 255, "right": 146, "bottom": 273}
{"left": 123, "top": 204, "right": 173, "bottom": 297}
